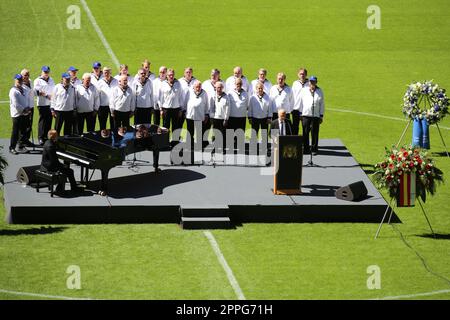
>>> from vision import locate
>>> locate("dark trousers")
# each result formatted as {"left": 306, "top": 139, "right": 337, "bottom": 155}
{"left": 98, "top": 105, "right": 113, "bottom": 130}
{"left": 186, "top": 119, "right": 206, "bottom": 163}
{"left": 38, "top": 105, "right": 52, "bottom": 142}
{"left": 153, "top": 108, "right": 161, "bottom": 126}
{"left": 54, "top": 110, "right": 75, "bottom": 136}
{"left": 134, "top": 107, "right": 153, "bottom": 125}
{"left": 24, "top": 108, "right": 34, "bottom": 142}
{"left": 250, "top": 118, "right": 269, "bottom": 155}
{"left": 56, "top": 165, "right": 77, "bottom": 191}
{"left": 291, "top": 110, "right": 301, "bottom": 135}
{"left": 77, "top": 112, "right": 96, "bottom": 134}
{"left": 228, "top": 117, "right": 246, "bottom": 151}
{"left": 113, "top": 111, "right": 131, "bottom": 129}
{"left": 10, "top": 115, "right": 28, "bottom": 150}
{"left": 212, "top": 118, "right": 227, "bottom": 153}
{"left": 302, "top": 116, "right": 320, "bottom": 152}
{"left": 162, "top": 107, "right": 181, "bottom": 134}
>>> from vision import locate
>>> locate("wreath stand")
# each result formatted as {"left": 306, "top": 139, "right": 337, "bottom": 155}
{"left": 396, "top": 94, "right": 449, "bottom": 157}
{"left": 374, "top": 196, "right": 435, "bottom": 239}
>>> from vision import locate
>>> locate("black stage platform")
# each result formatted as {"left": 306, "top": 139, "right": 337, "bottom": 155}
{"left": 1, "top": 139, "right": 396, "bottom": 225}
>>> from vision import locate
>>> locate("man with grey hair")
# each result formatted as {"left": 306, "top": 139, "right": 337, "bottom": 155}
{"left": 269, "top": 72, "right": 294, "bottom": 120}
{"left": 152, "top": 66, "right": 167, "bottom": 126}
{"left": 179, "top": 67, "right": 196, "bottom": 129}
{"left": 133, "top": 67, "right": 154, "bottom": 125}
{"left": 159, "top": 68, "right": 186, "bottom": 135}
{"left": 186, "top": 80, "right": 209, "bottom": 163}
{"left": 75, "top": 73, "right": 99, "bottom": 133}
{"left": 209, "top": 81, "right": 230, "bottom": 153}
{"left": 292, "top": 68, "right": 309, "bottom": 135}
{"left": 228, "top": 77, "right": 249, "bottom": 145}
{"left": 250, "top": 68, "right": 272, "bottom": 96}
{"left": 203, "top": 68, "right": 222, "bottom": 100}
{"left": 225, "top": 66, "right": 250, "bottom": 93}
{"left": 114, "top": 64, "right": 134, "bottom": 86}
{"left": 110, "top": 74, "right": 135, "bottom": 129}
{"left": 21, "top": 69, "right": 35, "bottom": 146}
{"left": 97, "top": 66, "right": 118, "bottom": 130}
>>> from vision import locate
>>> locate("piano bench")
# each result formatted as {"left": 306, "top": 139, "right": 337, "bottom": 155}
{"left": 35, "top": 170, "right": 67, "bottom": 197}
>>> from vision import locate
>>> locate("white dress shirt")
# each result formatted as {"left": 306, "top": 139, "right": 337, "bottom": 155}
{"left": 228, "top": 89, "right": 249, "bottom": 118}
{"left": 22, "top": 82, "right": 35, "bottom": 109}
{"left": 250, "top": 79, "right": 272, "bottom": 96}
{"left": 110, "top": 85, "right": 135, "bottom": 113}
{"left": 114, "top": 74, "right": 134, "bottom": 86}
{"left": 97, "top": 77, "right": 118, "bottom": 106}
{"left": 269, "top": 84, "right": 294, "bottom": 114}
{"left": 76, "top": 84, "right": 100, "bottom": 113}
{"left": 292, "top": 80, "right": 310, "bottom": 111}
{"left": 152, "top": 77, "right": 165, "bottom": 110}
{"left": 209, "top": 93, "right": 230, "bottom": 120}
{"left": 248, "top": 93, "right": 273, "bottom": 119}
{"left": 133, "top": 78, "right": 154, "bottom": 109}
{"left": 225, "top": 76, "right": 250, "bottom": 93}
{"left": 33, "top": 76, "right": 55, "bottom": 106}
{"left": 299, "top": 87, "right": 325, "bottom": 118}
{"left": 9, "top": 86, "right": 29, "bottom": 118}
{"left": 203, "top": 79, "right": 220, "bottom": 100}
{"left": 186, "top": 88, "right": 209, "bottom": 121}
{"left": 159, "top": 79, "right": 186, "bottom": 110}
{"left": 51, "top": 83, "right": 76, "bottom": 112}
{"left": 90, "top": 73, "right": 103, "bottom": 88}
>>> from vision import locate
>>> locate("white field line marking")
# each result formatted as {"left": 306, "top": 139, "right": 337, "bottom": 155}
{"left": 370, "top": 288, "right": 450, "bottom": 300}
{"left": 79, "top": 2, "right": 244, "bottom": 301}
{"left": 329, "top": 107, "right": 450, "bottom": 130}
{"left": 0, "top": 288, "right": 97, "bottom": 300}
{"left": 204, "top": 231, "right": 246, "bottom": 300}
{"left": 79, "top": 0, "right": 120, "bottom": 69}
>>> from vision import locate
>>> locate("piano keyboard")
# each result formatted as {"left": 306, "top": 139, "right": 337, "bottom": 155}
{"left": 56, "top": 151, "right": 91, "bottom": 166}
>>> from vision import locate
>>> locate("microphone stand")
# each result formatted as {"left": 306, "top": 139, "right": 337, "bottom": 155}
{"left": 28, "top": 110, "right": 42, "bottom": 154}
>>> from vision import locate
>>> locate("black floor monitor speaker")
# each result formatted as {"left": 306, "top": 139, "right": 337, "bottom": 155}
{"left": 335, "top": 180, "right": 368, "bottom": 201}
{"left": 16, "top": 165, "right": 41, "bottom": 185}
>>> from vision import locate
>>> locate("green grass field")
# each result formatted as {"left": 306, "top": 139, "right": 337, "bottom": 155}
{"left": 0, "top": 0, "right": 449, "bottom": 300}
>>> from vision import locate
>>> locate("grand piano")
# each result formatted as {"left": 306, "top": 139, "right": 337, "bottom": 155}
{"left": 55, "top": 125, "right": 169, "bottom": 195}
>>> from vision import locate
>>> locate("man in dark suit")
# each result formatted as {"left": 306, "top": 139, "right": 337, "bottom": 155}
{"left": 41, "top": 129, "right": 80, "bottom": 193}
{"left": 271, "top": 108, "right": 293, "bottom": 138}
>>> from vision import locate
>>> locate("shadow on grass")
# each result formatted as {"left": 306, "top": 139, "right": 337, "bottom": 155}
{"left": 0, "top": 226, "right": 67, "bottom": 236}
{"left": 417, "top": 233, "right": 450, "bottom": 240}
{"left": 431, "top": 152, "right": 450, "bottom": 157}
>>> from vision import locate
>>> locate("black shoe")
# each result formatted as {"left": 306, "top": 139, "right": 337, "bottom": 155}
{"left": 23, "top": 140, "right": 35, "bottom": 147}
{"left": 303, "top": 149, "right": 311, "bottom": 155}
{"left": 154, "top": 167, "right": 162, "bottom": 174}
{"left": 70, "top": 186, "right": 83, "bottom": 194}
{"left": 17, "top": 146, "right": 28, "bottom": 154}
{"left": 9, "top": 148, "right": 18, "bottom": 155}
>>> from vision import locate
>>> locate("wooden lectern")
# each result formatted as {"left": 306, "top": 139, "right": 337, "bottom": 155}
{"left": 273, "top": 135, "right": 303, "bottom": 195}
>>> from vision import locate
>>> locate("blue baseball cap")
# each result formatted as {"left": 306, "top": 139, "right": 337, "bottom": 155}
{"left": 61, "top": 72, "right": 71, "bottom": 79}
{"left": 309, "top": 76, "right": 318, "bottom": 82}
{"left": 14, "top": 74, "right": 23, "bottom": 80}
{"left": 41, "top": 65, "right": 50, "bottom": 72}
{"left": 67, "top": 66, "right": 78, "bottom": 72}
{"left": 93, "top": 61, "right": 102, "bottom": 68}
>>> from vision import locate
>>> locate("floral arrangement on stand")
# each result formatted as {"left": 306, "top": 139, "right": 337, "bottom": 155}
{"left": 402, "top": 80, "right": 449, "bottom": 124}
{"left": 373, "top": 145, "right": 444, "bottom": 203}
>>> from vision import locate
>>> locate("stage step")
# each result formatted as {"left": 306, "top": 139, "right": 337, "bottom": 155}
{"left": 180, "top": 206, "right": 232, "bottom": 229}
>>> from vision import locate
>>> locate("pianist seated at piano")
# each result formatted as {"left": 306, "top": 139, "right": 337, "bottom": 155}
{"left": 41, "top": 130, "right": 82, "bottom": 194}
